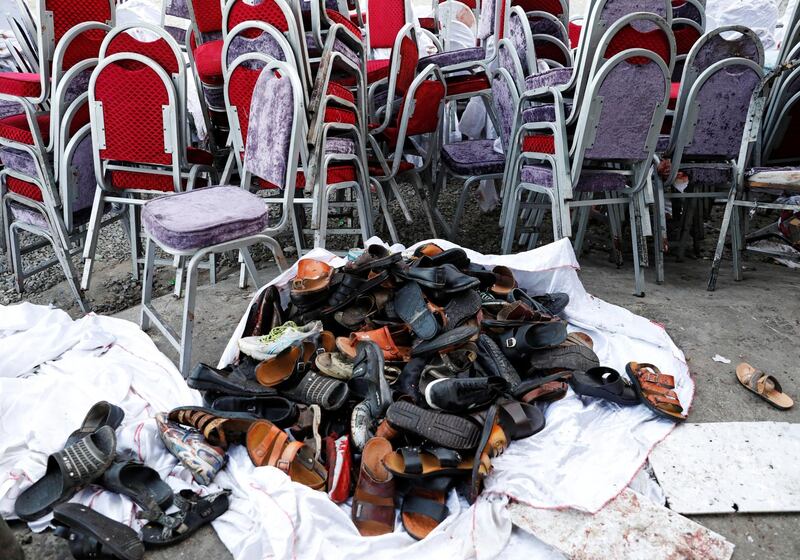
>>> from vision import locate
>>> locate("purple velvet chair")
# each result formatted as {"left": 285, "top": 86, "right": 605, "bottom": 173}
{"left": 140, "top": 61, "right": 298, "bottom": 377}
{"left": 502, "top": 49, "right": 670, "bottom": 295}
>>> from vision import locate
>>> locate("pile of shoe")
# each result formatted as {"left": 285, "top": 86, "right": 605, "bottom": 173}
{"left": 14, "top": 402, "right": 230, "bottom": 559}
{"left": 183, "top": 242, "right": 688, "bottom": 539}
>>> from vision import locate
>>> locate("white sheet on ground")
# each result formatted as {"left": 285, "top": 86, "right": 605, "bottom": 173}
{"left": 2, "top": 239, "right": 693, "bottom": 560}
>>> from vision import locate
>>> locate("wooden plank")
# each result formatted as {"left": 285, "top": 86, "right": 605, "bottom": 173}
{"left": 747, "top": 170, "right": 800, "bottom": 190}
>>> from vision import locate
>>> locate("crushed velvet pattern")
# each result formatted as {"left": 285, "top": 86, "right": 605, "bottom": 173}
{"left": 499, "top": 47, "right": 520, "bottom": 85}
{"left": 477, "top": 0, "right": 497, "bottom": 40}
{"left": 529, "top": 16, "right": 565, "bottom": 41}
{"left": 441, "top": 139, "right": 505, "bottom": 175}
{"left": 63, "top": 68, "right": 92, "bottom": 107}
{"left": 244, "top": 69, "right": 295, "bottom": 187}
{"left": 683, "top": 64, "right": 760, "bottom": 159}
{"left": 71, "top": 134, "right": 97, "bottom": 212}
{"left": 524, "top": 67, "right": 573, "bottom": 90}
{"left": 325, "top": 137, "right": 355, "bottom": 154}
{"left": 672, "top": 1, "right": 703, "bottom": 24}
{"left": 227, "top": 33, "right": 285, "bottom": 68}
{"left": 693, "top": 34, "right": 761, "bottom": 72}
{"left": 509, "top": 14, "right": 529, "bottom": 75}
{"left": 418, "top": 47, "right": 486, "bottom": 69}
{"left": 0, "top": 100, "right": 21, "bottom": 119}
{"left": 0, "top": 146, "right": 40, "bottom": 177}
{"left": 165, "top": 0, "right": 189, "bottom": 17}
{"left": 599, "top": 0, "right": 668, "bottom": 28}
{"left": 681, "top": 164, "right": 733, "bottom": 188}
{"left": 521, "top": 164, "right": 630, "bottom": 192}
{"left": 143, "top": 186, "right": 269, "bottom": 251}
{"left": 9, "top": 203, "right": 49, "bottom": 229}
{"left": 522, "top": 102, "right": 572, "bottom": 123}
{"left": 202, "top": 83, "right": 225, "bottom": 109}
{"left": 491, "top": 75, "right": 515, "bottom": 148}
{"left": 584, "top": 60, "right": 666, "bottom": 161}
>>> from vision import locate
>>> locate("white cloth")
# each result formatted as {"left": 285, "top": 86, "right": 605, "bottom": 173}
{"left": 705, "top": 0, "right": 781, "bottom": 50}
{"left": 1, "top": 239, "right": 693, "bottom": 560}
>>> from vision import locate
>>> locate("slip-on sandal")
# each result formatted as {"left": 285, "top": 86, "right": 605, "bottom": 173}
{"left": 155, "top": 413, "right": 226, "bottom": 486}
{"left": 209, "top": 395, "right": 298, "bottom": 428}
{"left": 412, "top": 247, "right": 470, "bottom": 269}
{"left": 469, "top": 405, "right": 508, "bottom": 503}
{"left": 188, "top": 362, "right": 277, "bottom": 396}
{"left": 497, "top": 321, "right": 568, "bottom": 361}
{"left": 527, "top": 332, "right": 599, "bottom": 375}
{"left": 337, "top": 324, "right": 413, "bottom": 361}
{"left": 323, "top": 270, "right": 390, "bottom": 314}
{"left": 246, "top": 421, "right": 327, "bottom": 489}
{"left": 255, "top": 342, "right": 315, "bottom": 387}
{"left": 421, "top": 375, "right": 507, "bottom": 413}
{"left": 518, "top": 378, "right": 570, "bottom": 403}
{"left": 346, "top": 244, "right": 401, "bottom": 274}
{"left": 398, "top": 263, "right": 480, "bottom": 294}
{"left": 512, "top": 371, "right": 573, "bottom": 400}
{"left": 15, "top": 426, "right": 117, "bottom": 521}
{"left": 396, "top": 281, "right": 439, "bottom": 340}
{"left": 413, "top": 242, "right": 444, "bottom": 257}
{"left": 315, "top": 352, "right": 354, "bottom": 380}
{"left": 489, "top": 266, "right": 516, "bottom": 297}
{"left": 495, "top": 399, "right": 545, "bottom": 440}
{"left": 141, "top": 489, "right": 230, "bottom": 547}
{"left": 53, "top": 503, "right": 144, "bottom": 560}
{"left": 384, "top": 446, "right": 471, "bottom": 478}
{"left": 736, "top": 363, "right": 793, "bottom": 410}
{"left": 570, "top": 367, "right": 639, "bottom": 406}
{"left": 291, "top": 259, "right": 333, "bottom": 295}
{"left": 482, "top": 301, "right": 551, "bottom": 328}
{"left": 475, "top": 334, "right": 522, "bottom": 389}
{"left": 101, "top": 460, "right": 174, "bottom": 516}
{"left": 168, "top": 407, "right": 257, "bottom": 448}
{"left": 401, "top": 478, "right": 452, "bottom": 540}
{"left": 410, "top": 324, "right": 480, "bottom": 358}
{"left": 280, "top": 370, "right": 350, "bottom": 411}
{"left": 386, "top": 401, "right": 481, "bottom": 450}
{"left": 626, "top": 362, "right": 688, "bottom": 422}
{"left": 508, "top": 288, "right": 569, "bottom": 316}
{"left": 243, "top": 286, "right": 286, "bottom": 338}
{"left": 420, "top": 344, "right": 478, "bottom": 379}
{"left": 65, "top": 401, "right": 125, "bottom": 447}
{"left": 351, "top": 437, "right": 395, "bottom": 536}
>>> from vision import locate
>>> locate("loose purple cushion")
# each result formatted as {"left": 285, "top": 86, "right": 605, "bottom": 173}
{"left": 525, "top": 67, "right": 573, "bottom": 90}
{"left": 9, "top": 202, "right": 49, "bottom": 228}
{"left": 418, "top": 47, "right": 486, "bottom": 69}
{"left": 441, "top": 139, "right": 505, "bottom": 175}
{"left": 521, "top": 164, "right": 629, "bottom": 192}
{"left": 142, "top": 186, "right": 268, "bottom": 251}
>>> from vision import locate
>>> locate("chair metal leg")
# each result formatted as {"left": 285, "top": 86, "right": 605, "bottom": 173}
{"left": 208, "top": 254, "right": 216, "bottom": 285}
{"left": 572, "top": 193, "right": 593, "bottom": 256}
{"left": 238, "top": 250, "right": 248, "bottom": 289}
{"left": 50, "top": 232, "right": 89, "bottom": 313}
{"left": 239, "top": 246, "right": 260, "bottom": 288}
{"left": 8, "top": 224, "right": 24, "bottom": 293}
{"left": 387, "top": 177, "right": 413, "bottom": 224}
{"left": 410, "top": 173, "right": 438, "bottom": 238}
{"left": 501, "top": 187, "right": 522, "bottom": 254}
{"left": 707, "top": 189, "right": 738, "bottom": 291}
{"left": 629, "top": 199, "right": 645, "bottom": 297}
{"left": 372, "top": 178, "right": 400, "bottom": 244}
{"left": 178, "top": 251, "right": 202, "bottom": 377}
{"left": 128, "top": 204, "right": 140, "bottom": 281}
{"left": 653, "top": 175, "right": 666, "bottom": 284}
{"left": 80, "top": 187, "right": 106, "bottom": 291}
{"left": 260, "top": 235, "right": 288, "bottom": 271}
{"left": 731, "top": 203, "right": 743, "bottom": 281}
{"left": 140, "top": 237, "right": 156, "bottom": 331}
{"left": 676, "top": 198, "right": 696, "bottom": 262}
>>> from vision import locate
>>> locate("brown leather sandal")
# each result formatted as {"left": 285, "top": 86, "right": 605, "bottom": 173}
{"left": 336, "top": 325, "right": 412, "bottom": 361}
{"left": 625, "top": 362, "right": 687, "bottom": 422}
{"left": 352, "top": 437, "right": 395, "bottom": 536}
{"left": 291, "top": 259, "right": 333, "bottom": 294}
{"left": 736, "top": 363, "right": 793, "bottom": 410}
{"left": 246, "top": 421, "right": 327, "bottom": 490}
{"left": 255, "top": 342, "right": 316, "bottom": 387}
{"left": 168, "top": 407, "right": 256, "bottom": 448}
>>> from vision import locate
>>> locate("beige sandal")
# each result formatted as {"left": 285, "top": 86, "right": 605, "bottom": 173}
{"left": 736, "top": 363, "right": 793, "bottom": 410}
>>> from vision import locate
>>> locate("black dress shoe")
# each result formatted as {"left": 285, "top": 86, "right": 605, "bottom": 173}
{"left": 420, "top": 375, "right": 507, "bottom": 412}
{"left": 187, "top": 361, "right": 276, "bottom": 396}
{"left": 209, "top": 396, "right": 298, "bottom": 428}
{"left": 475, "top": 334, "right": 521, "bottom": 389}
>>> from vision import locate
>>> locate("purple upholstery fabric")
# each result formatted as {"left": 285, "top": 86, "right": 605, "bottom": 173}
{"left": 418, "top": 46, "right": 486, "bottom": 68}
{"left": 166, "top": 0, "right": 189, "bottom": 18}
{"left": 202, "top": 83, "right": 224, "bottom": 108}
{"left": 441, "top": 139, "right": 505, "bottom": 175}
{"left": 333, "top": 39, "right": 360, "bottom": 66}
{"left": 672, "top": 2, "right": 703, "bottom": 24}
{"left": 522, "top": 102, "right": 572, "bottom": 123}
{"left": 529, "top": 17, "right": 566, "bottom": 41}
{"left": 477, "top": 0, "right": 497, "bottom": 40}
{"left": 142, "top": 186, "right": 269, "bottom": 251}
{"left": 681, "top": 164, "right": 732, "bottom": 187}
{"left": 693, "top": 33, "right": 762, "bottom": 72}
{"left": 499, "top": 47, "right": 520, "bottom": 85}
{"left": 683, "top": 64, "right": 760, "bottom": 159}
{"left": 584, "top": 59, "right": 667, "bottom": 161}
{"left": 227, "top": 33, "right": 286, "bottom": 68}
{"left": 9, "top": 203, "right": 49, "bottom": 228}
{"left": 656, "top": 133, "right": 670, "bottom": 152}
{"left": 0, "top": 146, "right": 39, "bottom": 177}
{"left": 0, "top": 100, "right": 21, "bottom": 119}
{"left": 201, "top": 30, "right": 223, "bottom": 44}
{"left": 166, "top": 26, "right": 187, "bottom": 44}
{"left": 244, "top": 68, "right": 295, "bottom": 187}
{"left": 491, "top": 74, "right": 515, "bottom": 148}
{"left": 600, "top": 0, "right": 669, "bottom": 28}
{"left": 521, "top": 164, "right": 630, "bottom": 191}
{"left": 524, "top": 67, "right": 572, "bottom": 90}
{"left": 71, "top": 135, "right": 97, "bottom": 212}
{"left": 63, "top": 68, "right": 92, "bottom": 107}
{"left": 325, "top": 137, "right": 355, "bottom": 154}
{"left": 509, "top": 14, "right": 529, "bottom": 75}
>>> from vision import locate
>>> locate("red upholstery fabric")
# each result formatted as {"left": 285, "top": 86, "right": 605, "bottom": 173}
{"left": 94, "top": 62, "right": 171, "bottom": 165}
{"left": 533, "top": 40, "right": 569, "bottom": 65}
{"left": 669, "top": 81, "right": 680, "bottom": 109}
{"left": 6, "top": 176, "right": 44, "bottom": 201}
{"left": 0, "top": 113, "right": 49, "bottom": 145}
{"left": 258, "top": 165, "right": 358, "bottom": 189}
{"left": 106, "top": 33, "right": 180, "bottom": 74}
{"left": 189, "top": 0, "right": 223, "bottom": 34}
{"left": 327, "top": 81, "right": 355, "bottom": 103}
{"left": 401, "top": 80, "right": 445, "bottom": 136}
{"left": 368, "top": 0, "right": 406, "bottom": 49}
{"left": 187, "top": 146, "right": 214, "bottom": 165}
{"left": 418, "top": 17, "right": 435, "bottom": 31}
{"left": 47, "top": 0, "right": 112, "bottom": 43}
{"left": 445, "top": 0, "right": 476, "bottom": 8}
{"left": 369, "top": 159, "right": 414, "bottom": 175}
{"left": 513, "top": 0, "right": 565, "bottom": 17}
{"left": 338, "top": 59, "right": 391, "bottom": 85}
{"left": 194, "top": 39, "right": 223, "bottom": 85}
{"left": 673, "top": 24, "right": 701, "bottom": 56}
{"left": 228, "top": 65, "right": 260, "bottom": 144}
{"left": 569, "top": 20, "right": 582, "bottom": 49}
{"left": 110, "top": 169, "right": 178, "bottom": 192}
{"left": 61, "top": 28, "right": 107, "bottom": 70}
{"left": 324, "top": 107, "right": 357, "bottom": 125}
{"left": 396, "top": 36, "right": 418, "bottom": 95}
{"left": 0, "top": 73, "right": 42, "bottom": 98}
{"left": 605, "top": 25, "right": 671, "bottom": 65}
{"left": 445, "top": 73, "right": 490, "bottom": 96}
{"left": 228, "top": 0, "right": 289, "bottom": 33}
{"left": 522, "top": 134, "right": 556, "bottom": 154}
{"left": 326, "top": 9, "right": 363, "bottom": 39}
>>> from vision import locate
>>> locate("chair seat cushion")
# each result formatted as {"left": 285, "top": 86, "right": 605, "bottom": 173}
{"left": 522, "top": 103, "right": 573, "bottom": 123}
{"left": 338, "top": 59, "right": 391, "bottom": 86}
{"left": 669, "top": 81, "right": 680, "bottom": 109}
{"left": 6, "top": 176, "right": 44, "bottom": 202}
{"left": 143, "top": 186, "right": 268, "bottom": 251}
{"left": 0, "top": 113, "right": 50, "bottom": 145}
{"left": 524, "top": 67, "right": 573, "bottom": 91}
{"left": 418, "top": 46, "right": 486, "bottom": 69}
{"left": 681, "top": 163, "right": 732, "bottom": 188}
{"left": 521, "top": 164, "right": 630, "bottom": 192}
{"left": 441, "top": 139, "right": 505, "bottom": 175}
{"left": 9, "top": 202, "right": 49, "bottom": 228}
{"left": 326, "top": 9, "right": 363, "bottom": 39}
{"left": 368, "top": 159, "right": 414, "bottom": 176}
{"left": 194, "top": 39, "right": 224, "bottom": 86}
{"left": 522, "top": 134, "right": 555, "bottom": 154}
{"left": 324, "top": 106, "right": 357, "bottom": 125}
{"left": 0, "top": 72, "right": 42, "bottom": 98}
{"left": 444, "top": 73, "right": 490, "bottom": 96}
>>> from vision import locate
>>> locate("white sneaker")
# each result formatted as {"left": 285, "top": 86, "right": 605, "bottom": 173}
{"left": 238, "top": 320, "right": 322, "bottom": 361}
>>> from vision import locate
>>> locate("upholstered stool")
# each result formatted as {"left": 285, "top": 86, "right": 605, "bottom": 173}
{"left": 140, "top": 185, "right": 287, "bottom": 376}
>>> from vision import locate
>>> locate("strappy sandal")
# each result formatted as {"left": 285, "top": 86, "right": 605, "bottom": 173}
{"left": 291, "top": 259, "right": 333, "bottom": 295}
{"left": 53, "top": 503, "right": 144, "bottom": 560}
{"left": 736, "top": 363, "right": 793, "bottom": 410}
{"left": 527, "top": 331, "right": 599, "bottom": 374}
{"left": 246, "top": 421, "right": 327, "bottom": 489}
{"left": 469, "top": 405, "right": 509, "bottom": 503}
{"left": 65, "top": 401, "right": 124, "bottom": 447}
{"left": 494, "top": 399, "right": 545, "bottom": 440}
{"left": 401, "top": 477, "right": 452, "bottom": 540}
{"left": 255, "top": 341, "right": 316, "bottom": 387}
{"left": 101, "top": 460, "right": 174, "bottom": 517}
{"left": 141, "top": 490, "right": 230, "bottom": 547}
{"left": 337, "top": 324, "right": 413, "bottom": 361}
{"left": 155, "top": 412, "right": 226, "bottom": 486}
{"left": 384, "top": 446, "right": 471, "bottom": 478}
{"left": 496, "top": 321, "right": 568, "bottom": 361}
{"left": 570, "top": 367, "right": 639, "bottom": 406}
{"left": 513, "top": 371, "right": 573, "bottom": 400}
{"left": 15, "top": 426, "right": 117, "bottom": 521}
{"left": 168, "top": 407, "right": 257, "bottom": 448}
{"left": 351, "top": 437, "right": 395, "bottom": 536}
{"left": 625, "top": 362, "right": 688, "bottom": 422}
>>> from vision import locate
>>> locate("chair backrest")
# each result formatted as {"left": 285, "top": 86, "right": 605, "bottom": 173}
{"left": 763, "top": 84, "right": 800, "bottom": 164}
{"left": 88, "top": 52, "right": 184, "bottom": 193}
{"left": 513, "top": 0, "right": 568, "bottom": 25}
{"left": 571, "top": 49, "right": 669, "bottom": 191}
{"left": 491, "top": 67, "right": 520, "bottom": 151}
{"left": 528, "top": 11, "right": 569, "bottom": 43}
{"left": 477, "top": 0, "right": 510, "bottom": 42}
{"left": 507, "top": 6, "right": 536, "bottom": 76}
{"left": 186, "top": 0, "right": 223, "bottom": 40}
{"left": 366, "top": 0, "right": 413, "bottom": 50}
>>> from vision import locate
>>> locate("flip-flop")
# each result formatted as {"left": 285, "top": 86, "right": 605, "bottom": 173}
{"left": 384, "top": 446, "right": 471, "bottom": 478}
{"left": 497, "top": 321, "right": 568, "bottom": 361}
{"left": 15, "top": 426, "right": 117, "bottom": 521}
{"left": 396, "top": 281, "right": 440, "bottom": 340}
{"left": 736, "top": 363, "right": 793, "bottom": 410}
{"left": 53, "top": 503, "right": 144, "bottom": 560}
{"left": 401, "top": 478, "right": 452, "bottom": 540}
{"left": 570, "top": 367, "right": 639, "bottom": 406}
{"left": 66, "top": 401, "right": 125, "bottom": 447}
{"left": 101, "top": 460, "right": 174, "bottom": 516}
{"left": 141, "top": 490, "right": 230, "bottom": 547}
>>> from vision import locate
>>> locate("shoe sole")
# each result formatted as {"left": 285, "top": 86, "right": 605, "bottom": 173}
{"left": 53, "top": 503, "right": 144, "bottom": 560}
{"left": 527, "top": 344, "right": 599, "bottom": 373}
{"left": 386, "top": 401, "right": 480, "bottom": 450}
